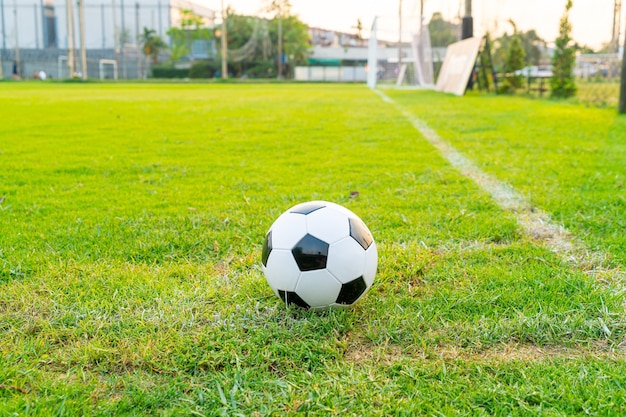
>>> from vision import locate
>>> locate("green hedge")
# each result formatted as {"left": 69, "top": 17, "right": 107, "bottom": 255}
{"left": 151, "top": 65, "right": 190, "bottom": 79}
{"left": 189, "top": 60, "right": 220, "bottom": 79}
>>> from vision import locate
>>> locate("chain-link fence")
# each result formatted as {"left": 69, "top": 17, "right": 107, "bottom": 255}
{"left": 502, "top": 53, "right": 623, "bottom": 106}
{"left": 573, "top": 53, "right": 622, "bottom": 107}
{"left": 0, "top": 0, "right": 214, "bottom": 79}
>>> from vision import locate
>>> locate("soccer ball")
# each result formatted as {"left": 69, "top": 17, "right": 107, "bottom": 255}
{"left": 261, "top": 201, "right": 377, "bottom": 310}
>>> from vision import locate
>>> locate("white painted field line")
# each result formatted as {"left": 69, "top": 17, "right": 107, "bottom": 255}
{"left": 375, "top": 89, "right": 623, "bottom": 279}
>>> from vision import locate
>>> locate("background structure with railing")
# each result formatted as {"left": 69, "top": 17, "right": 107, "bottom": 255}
{"left": 0, "top": 0, "right": 214, "bottom": 79}
{"left": 0, "top": 0, "right": 625, "bottom": 110}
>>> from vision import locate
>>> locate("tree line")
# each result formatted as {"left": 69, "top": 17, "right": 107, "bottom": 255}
{"left": 140, "top": 2, "right": 310, "bottom": 79}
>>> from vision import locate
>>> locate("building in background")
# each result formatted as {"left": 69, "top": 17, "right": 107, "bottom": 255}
{"left": 302, "top": 24, "right": 446, "bottom": 83}
{"left": 0, "top": 0, "right": 214, "bottom": 78}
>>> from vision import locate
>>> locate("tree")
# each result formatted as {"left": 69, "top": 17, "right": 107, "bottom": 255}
{"left": 167, "top": 9, "right": 212, "bottom": 63}
{"left": 271, "top": 15, "right": 310, "bottom": 67}
{"left": 571, "top": 42, "right": 594, "bottom": 54}
{"left": 221, "top": 13, "right": 269, "bottom": 76}
{"left": 519, "top": 30, "right": 547, "bottom": 65}
{"left": 429, "top": 12, "right": 458, "bottom": 47}
{"left": 492, "top": 22, "right": 547, "bottom": 70}
{"left": 353, "top": 19, "right": 364, "bottom": 40}
{"left": 500, "top": 35, "right": 526, "bottom": 93}
{"left": 139, "top": 27, "right": 168, "bottom": 65}
{"left": 264, "top": 0, "right": 293, "bottom": 78}
{"left": 219, "top": 10, "right": 309, "bottom": 78}
{"left": 551, "top": 0, "right": 577, "bottom": 98}
{"left": 265, "top": 0, "right": 292, "bottom": 15}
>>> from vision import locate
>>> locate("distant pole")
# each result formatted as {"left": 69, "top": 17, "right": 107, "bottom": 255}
{"left": 619, "top": 26, "right": 626, "bottom": 113}
{"left": 277, "top": 11, "right": 282, "bottom": 78}
{"left": 135, "top": 2, "right": 140, "bottom": 78}
{"left": 420, "top": 0, "right": 425, "bottom": 36}
{"left": 167, "top": 3, "right": 171, "bottom": 48}
{"left": 34, "top": 4, "right": 40, "bottom": 49}
{"left": 112, "top": 0, "right": 119, "bottom": 70}
{"left": 120, "top": 0, "right": 125, "bottom": 40}
{"left": 398, "top": 0, "right": 402, "bottom": 69}
{"left": 462, "top": 0, "right": 473, "bottom": 39}
{"left": 66, "top": 0, "right": 75, "bottom": 76}
{"left": 157, "top": 0, "right": 162, "bottom": 37}
{"left": 611, "top": 0, "right": 622, "bottom": 53}
{"left": 41, "top": 0, "right": 47, "bottom": 47}
{"left": 13, "top": 0, "right": 20, "bottom": 76}
{"left": 121, "top": 0, "right": 126, "bottom": 78}
{"left": 101, "top": 4, "right": 105, "bottom": 49}
{"left": 79, "top": 0, "right": 87, "bottom": 79}
{"left": 220, "top": 0, "right": 227, "bottom": 79}
{"left": 1, "top": 0, "right": 6, "bottom": 51}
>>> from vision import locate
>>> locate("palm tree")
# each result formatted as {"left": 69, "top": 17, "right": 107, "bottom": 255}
{"left": 140, "top": 27, "right": 168, "bottom": 65}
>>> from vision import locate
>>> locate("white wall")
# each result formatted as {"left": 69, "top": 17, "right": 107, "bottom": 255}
{"left": 295, "top": 66, "right": 367, "bottom": 82}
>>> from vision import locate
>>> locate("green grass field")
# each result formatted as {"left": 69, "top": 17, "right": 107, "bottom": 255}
{"left": 1, "top": 83, "right": 625, "bottom": 415}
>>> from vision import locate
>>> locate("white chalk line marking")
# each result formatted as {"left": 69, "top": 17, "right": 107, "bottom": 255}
{"left": 375, "top": 89, "right": 623, "bottom": 281}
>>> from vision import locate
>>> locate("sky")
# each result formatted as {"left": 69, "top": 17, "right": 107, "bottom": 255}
{"left": 202, "top": 0, "right": 625, "bottom": 49}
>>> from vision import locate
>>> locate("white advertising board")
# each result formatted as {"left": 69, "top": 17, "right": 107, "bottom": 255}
{"left": 435, "top": 37, "right": 482, "bottom": 96}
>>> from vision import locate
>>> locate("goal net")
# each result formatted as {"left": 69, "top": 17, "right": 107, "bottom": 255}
{"left": 367, "top": 15, "right": 434, "bottom": 89}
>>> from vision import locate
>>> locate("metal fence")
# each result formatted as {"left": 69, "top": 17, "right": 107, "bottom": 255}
{"left": 518, "top": 53, "right": 623, "bottom": 107}
{"left": 573, "top": 53, "right": 622, "bottom": 107}
{"left": 1, "top": 46, "right": 147, "bottom": 79}
{"left": 0, "top": 0, "right": 213, "bottom": 79}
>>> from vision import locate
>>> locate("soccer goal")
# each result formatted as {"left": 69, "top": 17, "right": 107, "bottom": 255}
{"left": 367, "top": 15, "right": 434, "bottom": 89}
{"left": 99, "top": 59, "right": 118, "bottom": 80}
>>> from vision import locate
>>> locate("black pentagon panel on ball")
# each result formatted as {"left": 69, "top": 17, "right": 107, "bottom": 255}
{"left": 289, "top": 201, "right": 327, "bottom": 215}
{"left": 261, "top": 231, "right": 272, "bottom": 267}
{"left": 349, "top": 217, "right": 373, "bottom": 250}
{"left": 336, "top": 276, "right": 367, "bottom": 305}
{"left": 278, "top": 290, "right": 310, "bottom": 309}
{"left": 292, "top": 234, "right": 329, "bottom": 271}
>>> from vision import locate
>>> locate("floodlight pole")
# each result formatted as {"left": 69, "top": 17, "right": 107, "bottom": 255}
{"left": 135, "top": 2, "right": 140, "bottom": 78}
{"left": 13, "top": 0, "right": 20, "bottom": 76}
{"left": 611, "top": 0, "right": 622, "bottom": 53}
{"left": 78, "top": 0, "right": 87, "bottom": 79}
{"left": 66, "top": 0, "right": 75, "bottom": 77}
{"left": 220, "top": 0, "right": 227, "bottom": 79}
{"left": 112, "top": 0, "right": 119, "bottom": 74}
{"left": 462, "top": 0, "right": 473, "bottom": 39}
{"left": 1, "top": 0, "right": 6, "bottom": 52}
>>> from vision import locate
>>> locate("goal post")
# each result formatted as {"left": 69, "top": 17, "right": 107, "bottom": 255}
{"left": 367, "top": 15, "right": 434, "bottom": 89}
{"left": 99, "top": 59, "right": 118, "bottom": 80}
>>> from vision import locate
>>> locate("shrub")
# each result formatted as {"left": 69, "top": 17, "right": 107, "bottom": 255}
{"left": 189, "top": 60, "right": 220, "bottom": 79}
{"left": 151, "top": 65, "right": 189, "bottom": 79}
{"left": 551, "top": 0, "right": 577, "bottom": 98}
